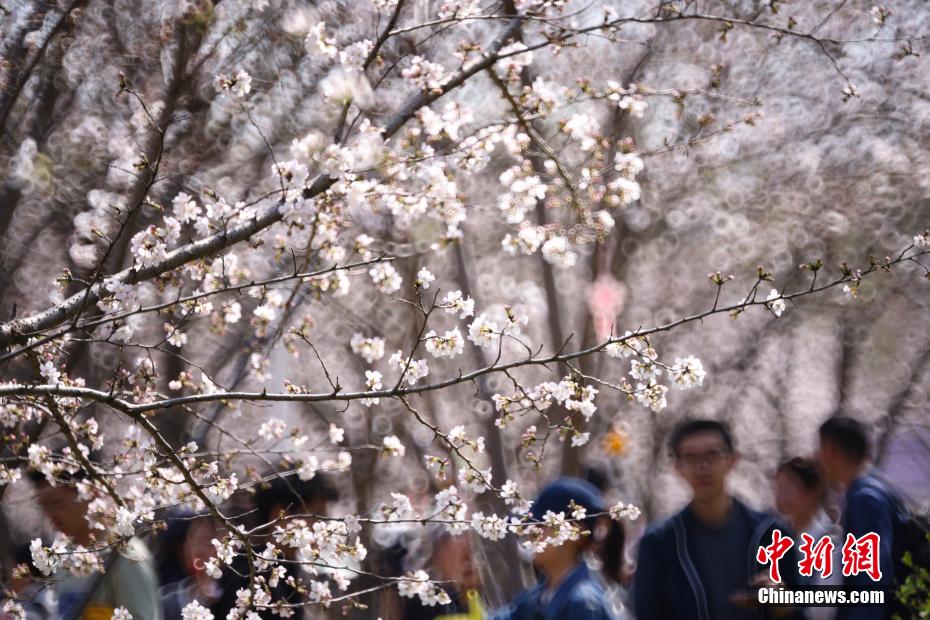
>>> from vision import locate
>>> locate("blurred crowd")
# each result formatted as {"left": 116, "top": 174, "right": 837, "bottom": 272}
{"left": 1, "top": 416, "right": 926, "bottom": 620}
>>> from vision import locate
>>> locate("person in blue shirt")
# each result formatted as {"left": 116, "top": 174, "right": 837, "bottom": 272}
{"left": 492, "top": 477, "right": 619, "bottom": 620}
{"left": 633, "top": 419, "right": 803, "bottom": 620}
{"left": 818, "top": 416, "right": 901, "bottom": 620}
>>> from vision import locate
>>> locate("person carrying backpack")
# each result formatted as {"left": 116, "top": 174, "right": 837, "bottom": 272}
{"left": 818, "top": 416, "right": 930, "bottom": 620}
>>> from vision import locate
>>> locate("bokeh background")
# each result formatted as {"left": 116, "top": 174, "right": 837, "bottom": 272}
{"left": 1, "top": 0, "right": 929, "bottom": 613}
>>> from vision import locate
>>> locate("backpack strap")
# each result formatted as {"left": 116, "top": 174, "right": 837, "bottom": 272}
{"left": 862, "top": 468, "right": 918, "bottom": 516}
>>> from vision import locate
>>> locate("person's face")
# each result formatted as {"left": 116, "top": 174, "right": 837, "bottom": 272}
{"left": 533, "top": 539, "right": 578, "bottom": 573}
{"left": 530, "top": 525, "right": 583, "bottom": 576}
{"left": 35, "top": 484, "right": 90, "bottom": 540}
{"left": 775, "top": 471, "right": 819, "bottom": 527}
{"left": 674, "top": 431, "right": 737, "bottom": 500}
{"left": 816, "top": 439, "right": 841, "bottom": 483}
{"left": 431, "top": 535, "right": 479, "bottom": 590}
{"left": 184, "top": 519, "right": 219, "bottom": 575}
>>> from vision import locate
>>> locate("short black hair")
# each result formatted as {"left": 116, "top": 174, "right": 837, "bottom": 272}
{"left": 777, "top": 457, "right": 822, "bottom": 492}
{"left": 669, "top": 419, "right": 734, "bottom": 457}
{"left": 819, "top": 416, "right": 869, "bottom": 462}
{"left": 254, "top": 473, "right": 340, "bottom": 525}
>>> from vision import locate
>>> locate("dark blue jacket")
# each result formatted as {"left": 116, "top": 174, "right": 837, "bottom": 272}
{"left": 492, "top": 562, "right": 617, "bottom": 620}
{"left": 836, "top": 470, "right": 901, "bottom": 620}
{"left": 632, "top": 499, "right": 804, "bottom": 620}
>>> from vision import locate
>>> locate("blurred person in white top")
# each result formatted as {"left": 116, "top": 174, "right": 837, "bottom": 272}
{"left": 775, "top": 457, "right": 843, "bottom": 620}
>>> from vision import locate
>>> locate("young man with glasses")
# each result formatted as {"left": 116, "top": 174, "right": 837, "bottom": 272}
{"left": 632, "top": 419, "right": 802, "bottom": 620}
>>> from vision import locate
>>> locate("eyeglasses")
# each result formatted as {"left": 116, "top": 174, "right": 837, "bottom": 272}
{"left": 676, "top": 449, "right": 732, "bottom": 469}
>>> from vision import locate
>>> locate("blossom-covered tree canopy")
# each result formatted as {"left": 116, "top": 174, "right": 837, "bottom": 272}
{"left": 0, "top": 0, "right": 928, "bottom": 616}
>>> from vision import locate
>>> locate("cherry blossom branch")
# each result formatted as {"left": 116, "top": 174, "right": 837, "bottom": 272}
{"left": 5, "top": 245, "right": 925, "bottom": 412}
{"left": 3, "top": 5, "right": 910, "bottom": 350}
{"left": 0, "top": 18, "right": 528, "bottom": 349}
{"left": 0, "top": 256, "right": 395, "bottom": 365}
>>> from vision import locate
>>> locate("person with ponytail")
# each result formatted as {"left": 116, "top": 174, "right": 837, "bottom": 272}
{"left": 491, "top": 477, "right": 620, "bottom": 620}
